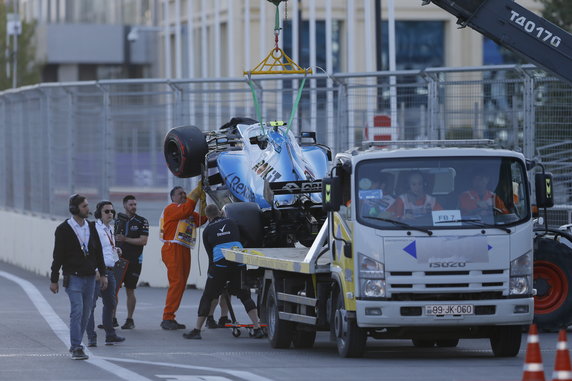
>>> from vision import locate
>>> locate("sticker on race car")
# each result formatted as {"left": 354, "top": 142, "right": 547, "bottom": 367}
{"left": 270, "top": 180, "right": 323, "bottom": 194}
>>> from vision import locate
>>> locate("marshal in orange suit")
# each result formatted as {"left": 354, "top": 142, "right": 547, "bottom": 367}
{"left": 159, "top": 183, "right": 207, "bottom": 330}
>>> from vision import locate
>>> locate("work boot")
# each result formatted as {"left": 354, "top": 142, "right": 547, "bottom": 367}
{"left": 121, "top": 318, "right": 135, "bottom": 329}
{"left": 182, "top": 329, "right": 202, "bottom": 340}
{"left": 71, "top": 347, "right": 88, "bottom": 360}
{"left": 218, "top": 316, "right": 231, "bottom": 328}
{"left": 206, "top": 316, "right": 218, "bottom": 329}
{"left": 105, "top": 335, "right": 126, "bottom": 345}
{"left": 161, "top": 319, "right": 186, "bottom": 330}
{"left": 252, "top": 327, "right": 265, "bottom": 339}
{"left": 98, "top": 318, "right": 119, "bottom": 329}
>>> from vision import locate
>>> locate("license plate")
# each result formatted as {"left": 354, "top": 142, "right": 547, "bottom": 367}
{"left": 425, "top": 304, "right": 474, "bottom": 315}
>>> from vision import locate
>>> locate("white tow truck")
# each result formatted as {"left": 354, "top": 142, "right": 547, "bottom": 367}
{"left": 223, "top": 141, "right": 554, "bottom": 357}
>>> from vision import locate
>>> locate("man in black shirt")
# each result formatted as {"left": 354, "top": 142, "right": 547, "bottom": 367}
{"left": 182, "top": 204, "right": 264, "bottom": 340}
{"left": 114, "top": 195, "right": 149, "bottom": 329}
{"left": 50, "top": 194, "right": 108, "bottom": 360}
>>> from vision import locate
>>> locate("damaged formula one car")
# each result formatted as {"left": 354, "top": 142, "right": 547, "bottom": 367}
{"left": 163, "top": 117, "right": 331, "bottom": 247}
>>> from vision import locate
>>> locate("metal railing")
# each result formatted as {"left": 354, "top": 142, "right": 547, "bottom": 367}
{"left": 1, "top": 64, "right": 572, "bottom": 224}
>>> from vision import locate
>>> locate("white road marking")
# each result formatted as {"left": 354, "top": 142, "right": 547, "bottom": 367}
{"left": 99, "top": 357, "right": 273, "bottom": 381}
{"left": 0, "top": 271, "right": 272, "bottom": 381}
{"left": 156, "top": 376, "right": 231, "bottom": 381}
{"left": 0, "top": 271, "right": 151, "bottom": 381}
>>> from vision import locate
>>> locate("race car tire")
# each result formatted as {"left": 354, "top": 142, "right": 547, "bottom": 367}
{"left": 164, "top": 125, "right": 208, "bottom": 178}
{"left": 222, "top": 202, "right": 264, "bottom": 248}
{"left": 533, "top": 237, "right": 572, "bottom": 331}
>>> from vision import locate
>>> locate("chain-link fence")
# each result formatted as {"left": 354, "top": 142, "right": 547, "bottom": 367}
{"left": 1, "top": 64, "right": 571, "bottom": 224}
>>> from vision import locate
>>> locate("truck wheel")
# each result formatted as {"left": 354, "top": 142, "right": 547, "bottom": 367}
{"left": 222, "top": 203, "right": 264, "bottom": 247}
{"left": 436, "top": 339, "right": 459, "bottom": 348}
{"left": 292, "top": 329, "right": 316, "bottom": 349}
{"left": 490, "top": 326, "right": 521, "bottom": 357}
{"left": 164, "top": 125, "right": 208, "bottom": 178}
{"left": 266, "top": 283, "right": 294, "bottom": 348}
{"left": 334, "top": 288, "right": 367, "bottom": 358}
{"left": 412, "top": 339, "right": 435, "bottom": 348}
{"left": 534, "top": 238, "right": 572, "bottom": 331}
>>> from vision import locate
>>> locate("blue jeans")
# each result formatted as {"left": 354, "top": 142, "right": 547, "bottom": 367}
{"left": 65, "top": 275, "right": 96, "bottom": 350}
{"left": 86, "top": 274, "right": 117, "bottom": 340}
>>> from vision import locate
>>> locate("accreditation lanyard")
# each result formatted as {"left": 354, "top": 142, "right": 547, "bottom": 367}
{"left": 104, "top": 227, "right": 115, "bottom": 249}
{"left": 71, "top": 222, "right": 90, "bottom": 257}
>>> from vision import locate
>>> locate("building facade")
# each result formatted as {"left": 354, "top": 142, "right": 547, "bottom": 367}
{"left": 14, "top": 0, "right": 544, "bottom": 83}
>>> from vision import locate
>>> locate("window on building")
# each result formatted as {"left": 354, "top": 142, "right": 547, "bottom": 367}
{"left": 382, "top": 21, "right": 445, "bottom": 70}
{"left": 283, "top": 20, "right": 341, "bottom": 73}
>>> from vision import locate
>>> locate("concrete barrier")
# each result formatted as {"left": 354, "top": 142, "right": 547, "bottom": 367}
{"left": 0, "top": 210, "right": 209, "bottom": 288}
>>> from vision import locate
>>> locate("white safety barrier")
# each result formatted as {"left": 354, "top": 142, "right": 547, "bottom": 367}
{"left": 0, "top": 210, "right": 209, "bottom": 288}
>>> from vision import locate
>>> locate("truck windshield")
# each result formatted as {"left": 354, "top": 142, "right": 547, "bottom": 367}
{"left": 355, "top": 156, "right": 530, "bottom": 230}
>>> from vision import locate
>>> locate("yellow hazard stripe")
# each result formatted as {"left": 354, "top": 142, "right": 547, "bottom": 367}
{"left": 222, "top": 248, "right": 313, "bottom": 274}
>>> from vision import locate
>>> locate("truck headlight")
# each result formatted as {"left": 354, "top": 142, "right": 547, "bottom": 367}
{"left": 510, "top": 276, "right": 532, "bottom": 295}
{"left": 361, "top": 279, "right": 386, "bottom": 297}
{"left": 359, "top": 253, "right": 385, "bottom": 297}
{"left": 510, "top": 252, "right": 532, "bottom": 295}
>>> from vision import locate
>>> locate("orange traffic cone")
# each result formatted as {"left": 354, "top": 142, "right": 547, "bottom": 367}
{"left": 552, "top": 329, "right": 572, "bottom": 381}
{"left": 523, "top": 324, "right": 545, "bottom": 381}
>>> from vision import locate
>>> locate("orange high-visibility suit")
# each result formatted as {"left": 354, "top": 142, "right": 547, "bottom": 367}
{"left": 161, "top": 197, "right": 207, "bottom": 321}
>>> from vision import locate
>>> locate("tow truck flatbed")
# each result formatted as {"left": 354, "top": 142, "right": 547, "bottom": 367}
{"left": 222, "top": 217, "right": 331, "bottom": 274}
{"left": 222, "top": 247, "right": 330, "bottom": 274}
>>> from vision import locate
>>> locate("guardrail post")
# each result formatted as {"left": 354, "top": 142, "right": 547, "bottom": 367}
{"left": 97, "top": 83, "right": 111, "bottom": 201}
{"left": 522, "top": 71, "right": 535, "bottom": 160}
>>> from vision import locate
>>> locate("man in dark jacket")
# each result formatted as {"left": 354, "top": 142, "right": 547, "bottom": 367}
{"left": 182, "top": 204, "right": 263, "bottom": 340}
{"left": 49, "top": 194, "right": 108, "bottom": 360}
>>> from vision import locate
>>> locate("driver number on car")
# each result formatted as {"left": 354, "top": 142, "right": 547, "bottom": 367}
{"left": 425, "top": 304, "right": 474, "bottom": 315}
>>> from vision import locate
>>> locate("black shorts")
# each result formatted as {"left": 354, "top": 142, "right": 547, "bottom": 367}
{"left": 122, "top": 260, "right": 142, "bottom": 289}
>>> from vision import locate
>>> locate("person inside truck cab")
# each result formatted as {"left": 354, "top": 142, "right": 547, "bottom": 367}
{"left": 459, "top": 171, "right": 509, "bottom": 216}
{"left": 359, "top": 172, "right": 396, "bottom": 218}
{"left": 389, "top": 172, "right": 442, "bottom": 220}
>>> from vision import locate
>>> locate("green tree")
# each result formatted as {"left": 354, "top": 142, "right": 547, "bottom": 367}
{"left": 0, "top": 2, "right": 41, "bottom": 90}
{"left": 536, "top": 0, "right": 572, "bottom": 31}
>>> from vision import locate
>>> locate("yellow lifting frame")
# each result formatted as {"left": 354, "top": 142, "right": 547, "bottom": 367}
{"left": 244, "top": 47, "right": 312, "bottom": 76}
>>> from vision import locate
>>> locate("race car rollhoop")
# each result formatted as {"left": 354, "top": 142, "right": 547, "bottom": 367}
{"left": 164, "top": 117, "right": 332, "bottom": 247}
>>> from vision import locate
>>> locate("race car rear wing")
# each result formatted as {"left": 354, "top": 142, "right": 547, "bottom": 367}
{"left": 269, "top": 180, "right": 323, "bottom": 195}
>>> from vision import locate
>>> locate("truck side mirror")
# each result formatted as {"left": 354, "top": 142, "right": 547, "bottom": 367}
{"left": 343, "top": 242, "right": 352, "bottom": 258}
{"left": 535, "top": 172, "right": 554, "bottom": 208}
{"left": 322, "top": 177, "right": 342, "bottom": 212}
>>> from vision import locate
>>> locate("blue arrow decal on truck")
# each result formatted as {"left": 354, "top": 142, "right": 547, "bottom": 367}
{"left": 404, "top": 241, "right": 417, "bottom": 259}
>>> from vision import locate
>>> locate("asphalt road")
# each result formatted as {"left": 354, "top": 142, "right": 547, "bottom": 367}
{"left": 0, "top": 260, "right": 563, "bottom": 381}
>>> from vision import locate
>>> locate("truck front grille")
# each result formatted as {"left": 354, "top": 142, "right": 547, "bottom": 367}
{"left": 386, "top": 268, "right": 507, "bottom": 298}
{"left": 390, "top": 292, "right": 503, "bottom": 302}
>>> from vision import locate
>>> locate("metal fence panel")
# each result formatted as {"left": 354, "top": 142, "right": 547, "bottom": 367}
{"left": 1, "top": 65, "right": 572, "bottom": 224}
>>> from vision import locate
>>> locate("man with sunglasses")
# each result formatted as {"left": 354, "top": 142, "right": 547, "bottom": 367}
{"left": 86, "top": 201, "right": 126, "bottom": 346}
{"left": 114, "top": 195, "right": 149, "bottom": 329}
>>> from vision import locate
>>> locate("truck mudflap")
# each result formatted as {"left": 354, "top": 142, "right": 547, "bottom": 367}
{"left": 355, "top": 298, "right": 533, "bottom": 327}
